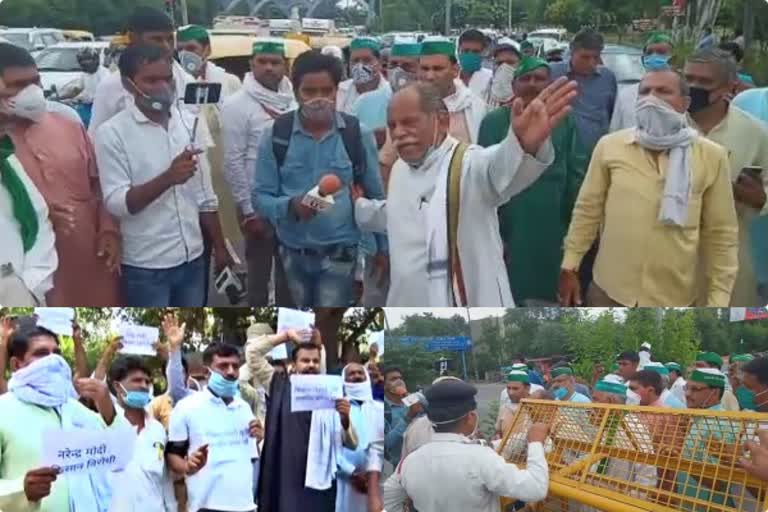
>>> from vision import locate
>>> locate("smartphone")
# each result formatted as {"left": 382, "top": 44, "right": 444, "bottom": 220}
{"left": 740, "top": 166, "right": 763, "bottom": 182}
{"left": 183, "top": 82, "right": 222, "bottom": 105}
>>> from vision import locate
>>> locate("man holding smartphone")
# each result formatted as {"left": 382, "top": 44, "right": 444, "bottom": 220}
{"left": 685, "top": 48, "right": 768, "bottom": 306}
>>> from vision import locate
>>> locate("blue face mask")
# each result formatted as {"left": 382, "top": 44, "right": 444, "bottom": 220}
{"left": 643, "top": 53, "right": 671, "bottom": 71}
{"left": 553, "top": 387, "right": 568, "bottom": 400}
{"left": 458, "top": 52, "right": 483, "bottom": 74}
{"left": 207, "top": 368, "right": 238, "bottom": 398}
{"left": 119, "top": 384, "right": 151, "bottom": 410}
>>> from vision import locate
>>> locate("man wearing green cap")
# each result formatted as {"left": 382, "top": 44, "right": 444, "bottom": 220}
{"left": 498, "top": 364, "right": 545, "bottom": 416}
{"left": 0, "top": 132, "right": 57, "bottom": 305}
{"left": 695, "top": 351, "right": 740, "bottom": 410}
{"left": 550, "top": 365, "right": 591, "bottom": 403}
{"left": 337, "top": 36, "right": 390, "bottom": 115}
{"left": 418, "top": 35, "right": 487, "bottom": 144}
{"left": 494, "top": 370, "right": 531, "bottom": 442}
{"left": 177, "top": 24, "right": 241, "bottom": 96}
{"left": 520, "top": 40, "right": 535, "bottom": 58}
{"left": 388, "top": 36, "right": 420, "bottom": 92}
{"left": 610, "top": 32, "right": 674, "bottom": 132}
{"left": 222, "top": 37, "right": 296, "bottom": 306}
{"left": 729, "top": 353, "right": 756, "bottom": 410}
{"left": 665, "top": 362, "right": 687, "bottom": 404}
{"left": 478, "top": 57, "right": 586, "bottom": 306}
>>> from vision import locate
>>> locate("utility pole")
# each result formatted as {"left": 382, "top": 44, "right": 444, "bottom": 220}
{"left": 445, "top": 0, "right": 451, "bottom": 36}
{"left": 507, "top": 0, "right": 512, "bottom": 34}
{"left": 743, "top": 0, "right": 755, "bottom": 50}
{"left": 179, "top": 0, "right": 190, "bottom": 25}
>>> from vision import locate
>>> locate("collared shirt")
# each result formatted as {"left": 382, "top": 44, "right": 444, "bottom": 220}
{"left": 94, "top": 103, "right": 218, "bottom": 269}
{"left": 108, "top": 412, "right": 177, "bottom": 512}
{"left": 562, "top": 129, "right": 739, "bottom": 306}
{"left": 609, "top": 83, "right": 639, "bottom": 132}
{"left": 557, "top": 391, "right": 591, "bottom": 403}
{"left": 252, "top": 110, "right": 386, "bottom": 250}
{"left": 733, "top": 88, "right": 768, "bottom": 125}
{"left": 168, "top": 388, "right": 257, "bottom": 512}
{"left": 550, "top": 61, "right": 617, "bottom": 151}
{"left": 384, "top": 396, "right": 408, "bottom": 468}
{"left": 337, "top": 76, "right": 392, "bottom": 115}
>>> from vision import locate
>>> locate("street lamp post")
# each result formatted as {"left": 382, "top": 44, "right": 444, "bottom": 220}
{"left": 445, "top": 0, "right": 451, "bottom": 36}
{"left": 507, "top": 0, "right": 512, "bottom": 33}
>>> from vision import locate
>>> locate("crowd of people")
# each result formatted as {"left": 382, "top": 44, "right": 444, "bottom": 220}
{"left": 5, "top": 5, "right": 766, "bottom": 308}
{"left": 381, "top": 343, "right": 768, "bottom": 511}
{"left": 0, "top": 312, "right": 385, "bottom": 512}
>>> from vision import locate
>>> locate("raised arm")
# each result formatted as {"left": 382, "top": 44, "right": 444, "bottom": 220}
{"left": 162, "top": 313, "right": 191, "bottom": 405}
{"left": 71, "top": 321, "right": 90, "bottom": 380}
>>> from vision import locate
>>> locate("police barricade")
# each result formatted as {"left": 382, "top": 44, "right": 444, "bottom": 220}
{"left": 497, "top": 399, "right": 768, "bottom": 512}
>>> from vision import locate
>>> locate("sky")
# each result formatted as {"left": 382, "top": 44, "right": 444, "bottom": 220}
{"left": 383, "top": 307, "right": 628, "bottom": 328}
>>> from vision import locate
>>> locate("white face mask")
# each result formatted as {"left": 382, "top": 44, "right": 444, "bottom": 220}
{"left": 490, "top": 63, "right": 516, "bottom": 103}
{"left": 635, "top": 94, "right": 687, "bottom": 138}
{"left": 3, "top": 84, "right": 46, "bottom": 123}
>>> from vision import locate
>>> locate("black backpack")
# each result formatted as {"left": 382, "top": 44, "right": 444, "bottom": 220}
{"left": 271, "top": 111, "right": 366, "bottom": 185}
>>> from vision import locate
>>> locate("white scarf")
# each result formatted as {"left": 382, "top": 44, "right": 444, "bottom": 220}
{"left": 442, "top": 83, "right": 474, "bottom": 113}
{"left": 634, "top": 95, "right": 697, "bottom": 226}
{"left": 424, "top": 136, "right": 462, "bottom": 306}
{"left": 8, "top": 354, "right": 77, "bottom": 407}
{"left": 244, "top": 73, "right": 297, "bottom": 115}
{"left": 342, "top": 363, "right": 374, "bottom": 402}
{"left": 306, "top": 408, "right": 343, "bottom": 490}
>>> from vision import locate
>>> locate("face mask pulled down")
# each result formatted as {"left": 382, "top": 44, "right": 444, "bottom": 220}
{"left": 128, "top": 78, "right": 175, "bottom": 114}
{"left": 1, "top": 84, "right": 46, "bottom": 123}
{"left": 400, "top": 115, "right": 443, "bottom": 169}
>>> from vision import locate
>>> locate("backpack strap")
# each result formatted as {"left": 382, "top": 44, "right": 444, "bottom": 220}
{"left": 271, "top": 111, "right": 295, "bottom": 169}
{"left": 338, "top": 112, "right": 365, "bottom": 186}
{"left": 446, "top": 142, "right": 469, "bottom": 307}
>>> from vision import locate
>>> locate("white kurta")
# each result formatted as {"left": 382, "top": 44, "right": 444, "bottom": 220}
{"left": 336, "top": 76, "right": 392, "bottom": 114}
{"left": 355, "top": 132, "right": 553, "bottom": 306}
{"left": 670, "top": 377, "right": 687, "bottom": 405}
{"left": 609, "top": 83, "right": 639, "bottom": 132}
{"left": 455, "top": 67, "right": 493, "bottom": 101}
{"left": 444, "top": 82, "right": 487, "bottom": 143}
{"left": 0, "top": 154, "right": 57, "bottom": 304}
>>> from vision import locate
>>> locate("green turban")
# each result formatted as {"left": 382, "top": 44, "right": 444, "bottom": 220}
{"left": 696, "top": 351, "right": 723, "bottom": 367}
{"left": 551, "top": 366, "right": 574, "bottom": 379}
{"left": 689, "top": 368, "right": 726, "bottom": 388}
{"left": 730, "top": 354, "right": 754, "bottom": 363}
{"left": 645, "top": 32, "right": 673, "bottom": 48}
{"left": 665, "top": 362, "right": 682, "bottom": 373}
{"left": 177, "top": 25, "right": 209, "bottom": 43}
{"left": 595, "top": 379, "right": 627, "bottom": 396}
{"left": 420, "top": 36, "right": 455, "bottom": 57}
{"left": 514, "top": 56, "right": 549, "bottom": 80}
{"left": 506, "top": 370, "right": 530, "bottom": 384}
{"left": 252, "top": 38, "right": 285, "bottom": 56}
{"left": 350, "top": 36, "right": 380, "bottom": 52}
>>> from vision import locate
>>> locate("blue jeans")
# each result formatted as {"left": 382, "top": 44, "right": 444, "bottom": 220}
{"left": 278, "top": 244, "right": 357, "bottom": 307}
{"left": 121, "top": 256, "right": 206, "bottom": 306}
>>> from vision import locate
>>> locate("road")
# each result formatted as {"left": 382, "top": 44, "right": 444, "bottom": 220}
{"left": 474, "top": 381, "right": 505, "bottom": 424}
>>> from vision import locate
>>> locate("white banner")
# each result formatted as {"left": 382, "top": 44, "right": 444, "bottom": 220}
{"left": 42, "top": 425, "right": 136, "bottom": 474}
{"left": 290, "top": 374, "right": 343, "bottom": 412}
{"left": 118, "top": 324, "right": 159, "bottom": 356}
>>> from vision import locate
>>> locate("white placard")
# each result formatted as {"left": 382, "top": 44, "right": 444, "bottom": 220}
{"left": 301, "top": 187, "right": 335, "bottom": 212}
{"left": 42, "top": 425, "right": 136, "bottom": 474}
{"left": 34, "top": 308, "right": 75, "bottom": 336}
{"left": 369, "top": 330, "right": 384, "bottom": 355}
{"left": 272, "top": 308, "right": 315, "bottom": 360}
{"left": 118, "top": 324, "right": 159, "bottom": 356}
{"left": 290, "top": 374, "right": 344, "bottom": 412}
{"left": 201, "top": 425, "right": 255, "bottom": 463}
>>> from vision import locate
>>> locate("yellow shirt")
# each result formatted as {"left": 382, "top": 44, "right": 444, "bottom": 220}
{"left": 689, "top": 106, "right": 768, "bottom": 306}
{"left": 562, "top": 129, "right": 738, "bottom": 306}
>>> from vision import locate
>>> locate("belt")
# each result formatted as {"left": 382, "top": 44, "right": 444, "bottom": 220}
{"left": 282, "top": 243, "right": 356, "bottom": 258}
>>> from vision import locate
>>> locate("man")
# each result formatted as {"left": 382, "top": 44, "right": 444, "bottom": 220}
{"left": 418, "top": 36, "right": 486, "bottom": 144}
{"left": 628, "top": 369, "right": 686, "bottom": 409}
{"left": 550, "top": 29, "right": 617, "bottom": 153}
{"left": 382, "top": 367, "right": 420, "bottom": 469}
{"left": 520, "top": 41, "right": 535, "bottom": 58}
{"left": 665, "top": 362, "right": 687, "bottom": 405}
{"left": 1, "top": 43, "right": 121, "bottom": 305}
{"left": 729, "top": 353, "right": 756, "bottom": 410}
{"left": 742, "top": 357, "right": 768, "bottom": 412}
{"left": 0, "top": 124, "right": 57, "bottom": 306}
{"left": 90, "top": 6, "right": 198, "bottom": 135}
{"left": 697, "top": 27, "right": 716, "bottom": 50}
{"left": 485, "top": 38, "right": 521, "bottom": 108}
{"left": 642, "top": 362, "right": 687, "bottom": 408}
{"left": 383, "top": 379, "right": 550, "bottom": 511}
{"left": 176, "top": 25, "right": 241, "bottom": 97}
{"left": 336, "top": 362, "right": 384, "bottom": 512}
{"left": 244, "top": 328, "right": 358, "bottom": 512}
{"left": 456, "top": 29, "right": 492, "bottom": 99}
{"left": 498, "top": 364, "right": 545, "bottom": 413}
{"left": 494, "top": 370, "right": 531, "bottom": 441}
{"left": 94, "top": 45, "right": 230, "bottom": 306}
{"left": 610, "top": 32, "right": 675, "bottom": 132}
{"left": 107, "top": 356, "right": 179, "bottom": 511}
{"left": 337, "top": 37, "right": 391, "bottom": 115}
{"left": 222, "top": 38, "right": 295, "bottom": 306}
{"left": 478, "top": 57, "right": 587, "bottom": 306}
{"left": 57, "top": 47, "right": 111, "bottom": 106}
{"left": 615, "top": 351, "right": 641, "bottom": 405}
{"left": 0, "top": 320, "right": 125, "bottom": 511}
{"left": 354, "top": 78, "right": 578, "bottom": 306}
{"left": 387, "top": 36, "right": 420, "bottom": 92}
{"left": 167, "top": 343, "right": 261, "bottom": 512}
{"left": 252, "top": 50, "right": 386, "bottom": 307}
{"left": 695, "top": 351, "right": 740, "bottom": 411}
{"left": 550, "top": 366, "right": 591, "bottom": 403}
{"left": 684, "top": 48, "right": 768, "bottom": 306}
{"left": 559, "top": 68, "right": 739, "bottom": 307}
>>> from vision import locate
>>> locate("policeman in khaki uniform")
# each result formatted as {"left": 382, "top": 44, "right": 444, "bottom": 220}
{"left": 383, "top": 379, "right": 550, "bottom": 512}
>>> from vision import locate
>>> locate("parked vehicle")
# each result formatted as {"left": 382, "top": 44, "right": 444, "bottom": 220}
{"left": 0, "top": 28, "right": 65, "bottom": 54}
{"left": 35, "top": 41, "right": 109, "bottom": 96}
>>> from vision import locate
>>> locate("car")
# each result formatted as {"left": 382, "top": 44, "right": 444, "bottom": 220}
{"left": 528, "top": 35, "right": 566, "bottom": 56}
{"left": 0, "top": 28, "right": 65, "bottom": 54}
{"left": 35, "top": 41, "right": 109, "bottom": 96}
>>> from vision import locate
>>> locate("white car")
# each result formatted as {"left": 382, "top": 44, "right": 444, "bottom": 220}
{"left": 0, "top": 28, "right": 65, "bottom": 55}
{"left": 35, "top": 41, "right": 109, "bottom": 96}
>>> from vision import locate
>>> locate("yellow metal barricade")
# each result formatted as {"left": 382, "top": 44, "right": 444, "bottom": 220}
{"left": 497, "top": 399, "right": 768, "bottom": 512}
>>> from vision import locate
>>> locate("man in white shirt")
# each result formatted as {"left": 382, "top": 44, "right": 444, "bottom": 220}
{"left": 0, "top": 134, "right": 57, "bottom": 305}
{"left": 337, "top": 37, "right": 391, "bottom": 114}
{"left": 57, "top": 47, "right": 111, "bottom": 105}
{"left": 383, "top": 379, "right": 550, "bottom": 512}
{"left": 456, "top": 29, "right": 493, "bottom": 99}
{"left": 167, "top": 343, "right": 261, "bottom": 512}
{"left": 94, "top": 45, "right": 231, "bottom": 306}
{"left": 107, "top": 356, "right": 179, "bottom": 512}
{"left": 665, "top": 362, "right": 687, "bottom": 405}
{"left": 221, "top": 38, "right": 296, "bottom": 306}
{"left": 354, "top": 78, "right": 577, "bottom": 306}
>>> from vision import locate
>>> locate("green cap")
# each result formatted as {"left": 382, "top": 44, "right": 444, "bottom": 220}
{"left": 690, "top": 368, "right": 726, "bottom": 388}
{"left": 551, "top": 366, "right": 574, "bottom": 378}
{"left": 696, "top": 351, "right": 723, "bottom": 367}
{"left": 391, "top": 36, "right": 420, "bottom": 57}
{"left": 506, "top": 370, "right": 530, "bottom": 384}
{"left": 595, "top": 379, "right": 627, "bottom": 396}
{"left": 643, "top": 362, "right": 670, "bottom": 376}
{"left": 177, "top": 25, "right": 209, "bottom": 43}
{"left": 420, "top": 36, "right": 455, "bottom": 57}
{"left": 252, "top": 38, "right": 285, "bottom": 56}
{"left": 665, "top": 362, "right": 682, "bottom": 373}
{"left": 731, "top": 353, "right": 755, "bottom": 363}
{"left": 514, "top": 56, "right": 549, "bottom": 79}
{"left": 645, "top": 32, "right": 674, "bottom": 48}
{"left": 520, "top": 40, "right": 534, "bottom": 50}
{"left": 350, "top": 36, "right": 380, "bottom": 52}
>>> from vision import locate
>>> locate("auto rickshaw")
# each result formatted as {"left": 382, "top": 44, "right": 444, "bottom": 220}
{"left": 208, "top": 33, "right": 311, "bottom": 80}
{"left": 62, "top": 30, "right": 95, "bottom": 42}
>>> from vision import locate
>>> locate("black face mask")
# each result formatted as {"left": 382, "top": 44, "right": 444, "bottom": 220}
{"left": 688, "top": 86, "right": 714, "bottom": 113}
